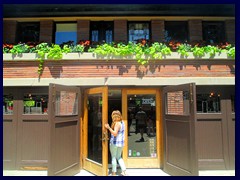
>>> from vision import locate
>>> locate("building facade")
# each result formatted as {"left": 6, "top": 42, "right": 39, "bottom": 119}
{"left": 3, "top": 4, "right": 235, "bottom": 176}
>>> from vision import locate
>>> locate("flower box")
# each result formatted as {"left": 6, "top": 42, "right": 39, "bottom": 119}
{"left": 3, "top": 52, "right": 234, "bottom": 61}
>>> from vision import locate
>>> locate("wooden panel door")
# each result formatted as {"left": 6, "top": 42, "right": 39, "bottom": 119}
{"left": 48, "top": 83, "right": 81, "bottom": 176}
{"left": 163, "top": 83, "right": 198, "bottom": 176}
{"left": 82, "top": 86, "right": 109, "bottom": 176}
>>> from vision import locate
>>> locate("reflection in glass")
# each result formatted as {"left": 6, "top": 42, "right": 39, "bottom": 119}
{"left": 127, "top": 94, "right": 157, "bottom": 158}
{"left": 197, "top": 93, "right": 221, "bottom": 113}
{"left": 166, "top": 91, "right": 190, "bottom": 115}
{"left": 3, "top": 95, "right": 13, "bottom": 114}
{"left": 55, "top": 91, "right": 77, "bottom": 115}
{"left": 164, "top": 21, "right": 188, "bottom": 43}
{"left": 128, "top": 23, "right": 150, "bottom": 42}
{"left": 87, "top": 93, "right": 103, "bottom": 164}
{"left": 23, "top": 94, "right": 48, "bottom": 114}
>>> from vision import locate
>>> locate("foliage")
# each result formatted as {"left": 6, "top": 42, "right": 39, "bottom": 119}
{"left": 3, "top": 40, "right": 235, "bottom": 77}
{"left": 9, "top": 43, "right": 30, "bottom": 55}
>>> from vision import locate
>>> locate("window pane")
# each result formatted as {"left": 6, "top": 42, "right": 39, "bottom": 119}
{"left": 105, "top": 30, "right": 112, "bottom": 44}
{"left": 129, "top": 23, "right": 150, "bottom": 42}
{"left": 55, "top": 91, "right": 78, "bottom": 116}
{"left": 166, "top": 91, "right": 190, "bottom": 115}
{"left": 3, "top": 95, "right": 13, "bottom": 115}
{"left": 203, "top": 21, "right": 225, "bottom": 44}
{"left": 23, "top": 94, "right": 48, "bottom": 114}
{"left": 127, "top": 94, "right": 157, "bottom": 158}
{"left": 196, "top": 93, "right": 221, "bottom": 113}
{"left": 87, "top": 93, "right": 102, "bottom": 164}
{"left": 16, "top": 22, "right": 40, "bottom": 43}
{"left": 90, "top": 21, "right": 113, "bottom": 43}
{"left": 55, "top": 23, "right": 77, "bottom": 45}
{"left": 164, "top": 21, "right": 188, "bottom": 43}
{"left": 92, "top": 30, "right": 99, "bottom": 42}
{"left": 55, "top": 32, "right": 77, "bottom": 45}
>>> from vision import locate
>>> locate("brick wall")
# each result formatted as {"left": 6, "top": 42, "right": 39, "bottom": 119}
{"left": 39, "top": 21, "right": 54, "bottom": 43}
{"left": 166, "top": 91, "right": 184, "bottom": 115}
{"left": 77, "top": 20, "right": 90, "bottom": 41}
{"left": 188, "top": 20, "right": 203, "bottom": 42}
{"left": 151, "top": 20, "right": 165, "bottom": 42}
{"left": 3, "top": 20, "right": 17, "bottom": 43}
{"left": 114, "top": 20, "right": 127, "bottom": 42}
{"left": 225, "top": 20, "right": 235, "bottom": 44}
{"left": 3, "top": 59, "right": 235, "bottom": 79}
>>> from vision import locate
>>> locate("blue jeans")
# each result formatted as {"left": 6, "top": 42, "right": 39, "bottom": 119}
{"left": 110, "top": 143, "right": 126, "bottom": 173}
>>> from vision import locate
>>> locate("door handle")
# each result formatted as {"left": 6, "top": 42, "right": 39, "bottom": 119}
{"left": 100, "top": 131, "right": 109, "bottom": 141}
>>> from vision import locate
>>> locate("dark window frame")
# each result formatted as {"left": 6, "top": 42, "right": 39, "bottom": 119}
{"left": 90, "top": 21, "right": 114, "bottom": 43}
{"left": 127, "top": 21, "right": 151, "bottom": 42}
{"left": 202, "top": 21, "right": 226, "bottom": 44}
{"left": 16, "top": 22, "right": 40, "bottom": 43}
{"left": 164, "top": 21, "right": 189, "bottom": 43}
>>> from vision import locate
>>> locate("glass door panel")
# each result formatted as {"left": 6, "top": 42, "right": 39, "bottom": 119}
{"left": 127, "top": 94, "right": 157, "bottom": 158}
{"left": 83, "top": 87, "right": 108, "bottom": 176}
{"left": 122, "top": 89, "right": 162, "bottom": 168}
{"left": 87, "top": 93, "right": 103, "bottom": 164}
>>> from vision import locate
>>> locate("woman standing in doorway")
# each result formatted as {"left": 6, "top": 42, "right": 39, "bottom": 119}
{"left": 105, "top": 110, "right": 128, "bottom": 176}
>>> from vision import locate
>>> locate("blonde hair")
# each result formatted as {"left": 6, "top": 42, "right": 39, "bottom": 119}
{"left": 111, "top": 110, "right": 122, "bottom": 129}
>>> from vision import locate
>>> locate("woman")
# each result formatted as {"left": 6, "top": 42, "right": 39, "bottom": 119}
{"left": 105, "top": 110, "right": 128, "bottom": 176}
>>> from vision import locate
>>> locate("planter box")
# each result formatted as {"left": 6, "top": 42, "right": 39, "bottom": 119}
{"left": 3, "top": 52, "right": 234, "bottom": 61}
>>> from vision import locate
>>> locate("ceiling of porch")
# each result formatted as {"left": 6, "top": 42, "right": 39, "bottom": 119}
{"left": 3, "top": 4, "right": 235, "bottom": 18}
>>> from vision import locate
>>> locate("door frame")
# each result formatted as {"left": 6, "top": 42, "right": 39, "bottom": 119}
{"left": 82, "top": 86, "right": 109, "bottom": 176}
{"left": 122, "top": 88, "right": 163, "bottom": 168}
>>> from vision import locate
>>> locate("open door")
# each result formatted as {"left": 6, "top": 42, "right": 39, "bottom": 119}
{"left": 48, "top": 83, "right": 81, "bottom": 176}
{"left": 163, "top": 83, "right": 198, "bottom": 176}
{"left": 82, "top": 86, "right": 109, "bottom": 176}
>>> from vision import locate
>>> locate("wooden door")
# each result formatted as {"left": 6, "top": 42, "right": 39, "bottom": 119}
{"left": 48, "top": 83, "right": 81, "bottom": 176}
{"left": 163, "top": 83, "right": 198, "bottom": 176}
{"left": 122, "top": 88, "right": 162, "bottom": 168}
{"left": 82, "top": 86, "right": 109, "bottom": 176}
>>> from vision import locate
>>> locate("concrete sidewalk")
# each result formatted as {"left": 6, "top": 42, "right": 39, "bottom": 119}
{"left": 3, "top": 169, "right": 235, "bottom": 176}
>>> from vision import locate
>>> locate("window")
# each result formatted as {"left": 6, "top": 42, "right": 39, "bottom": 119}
{"left": 55, "top": 23, "right": 77, "bottom": 45}
{"left": 23, "top": 93, "right": 48, "bottom": 114}
{"left": 16, "top": 22, "right": 40, "bottom": 43}
{"left": 90, "top": 21, "right": 113, "bottom": 44}
{"left": 166, "top": 91, "right": 190, "bottom": 115}
{"left": 55, "top": 91, "right": 78, "bottom": 116}
{"left": 197, "top": 93, "right": 221, "bottom": 113}
{"left": 127, "top": 94, "right": 156, "bottom": 157}
{"left": 202, "top": 21, "right": 226, "bottom": 44}
{"left": 128, "top": 22, "right": 150, "bottom": 42}
{"left": 3, "top": 94, "right": 13, "bottom": 115}
{"left": 164, "top": 21, "right": 188, "bottom": 43}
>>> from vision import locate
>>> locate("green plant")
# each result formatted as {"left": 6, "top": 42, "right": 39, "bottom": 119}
{"left": 34, "top": 43, "right": 50, "bottom": 77}
{"left": 191, "top": 46, "right": 205, "bottom": 57}
{"left": 203, "top": 45, "right": 222, "bottom": 57}
{"left": 227, "top": 47, "right": 235, "bottom": 58}
{"left": 177, "top": 43, "right": 191, "bottom": 57}
{"left": 71, "top": 44, "right": 85, "bottom": 53}
{"left": 9, "top": 43, "right": 30, "bottom": 55}
{"left": 3, "top": 41, "right": 235, "bottom": 78}
{"left": 47, "top": 44, "right": 63, "bottom": 59}
{"left": 223, "top": 44, "right": 235, "bottom": 58}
